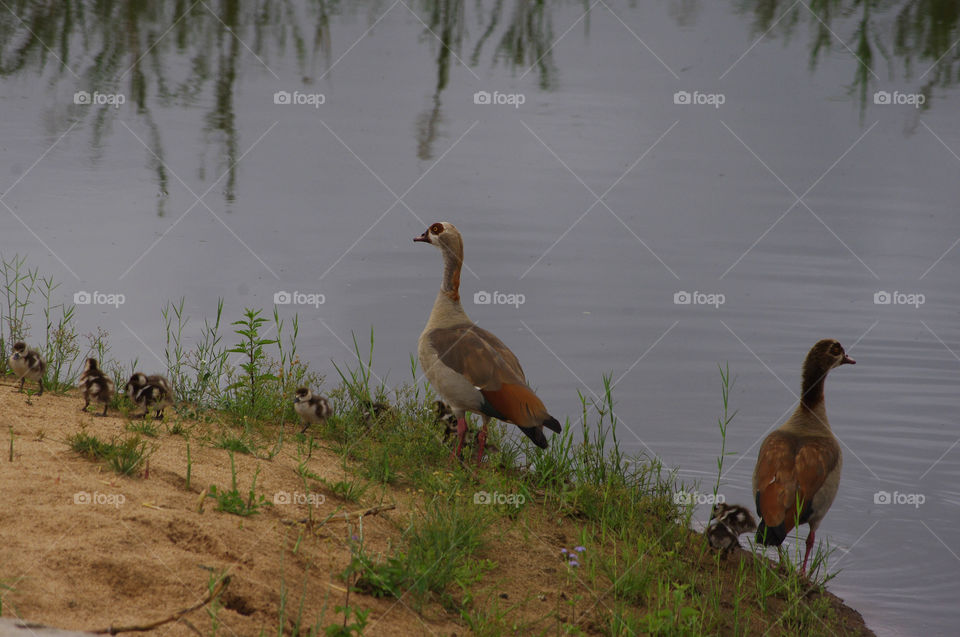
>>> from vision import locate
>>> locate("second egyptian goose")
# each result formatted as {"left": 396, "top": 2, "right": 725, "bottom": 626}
{"left": 9, "top": 341, "right": 46, "bottom": 395}
{"left": 753, "top": 338, "right": 855, "bottom": 573}
{"left": 414, "top": 222, "right": 562, "bottom": 463}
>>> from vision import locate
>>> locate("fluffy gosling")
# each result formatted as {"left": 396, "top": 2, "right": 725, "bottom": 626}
{"left": 125, "top": 372, "right": 174, "bottom": 418}
{"left": 293, "top": 387, "right": 332, "bottom": 434}
{"left": 78, "top": 358, "right": 115, "bottom": 416}
{"left": 8, "top": 341, "right": 46, "bottom": 395}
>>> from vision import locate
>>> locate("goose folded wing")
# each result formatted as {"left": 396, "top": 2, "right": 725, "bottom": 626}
{"left": 429, "top": 325, "right": 527, "bottom": 389}
{"left": 754, "top": 433, "right": 800, "bottom": 532}
{"left": 755, "top": 433, "right": 839, "bottom": 530}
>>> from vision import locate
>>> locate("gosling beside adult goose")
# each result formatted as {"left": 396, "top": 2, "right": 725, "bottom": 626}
{"left": 414, "top": 222, "right": 561, "bottom": 463}
{"left": 706, "top": 503, "right": 757, "bottom": 552}
{"left": 753, "top": 338, "right": 855, "bottom": 574}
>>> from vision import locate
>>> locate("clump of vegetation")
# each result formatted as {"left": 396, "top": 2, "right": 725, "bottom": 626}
{"left": 68, "top": 431, "right": 154, "bottom": 476}
{"left": 206, "top": 452, "right": 267, "bottom": 517}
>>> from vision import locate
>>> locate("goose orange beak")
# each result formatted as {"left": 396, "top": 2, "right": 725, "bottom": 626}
{"left": 841, "top": 354, "right": 856, "bottom": 365}
{"left": 413, "top": 230, "right": 430, "bottom": 243}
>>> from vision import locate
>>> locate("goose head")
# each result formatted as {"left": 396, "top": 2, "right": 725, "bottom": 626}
{"left": 83, "top": 358, "right": 101, "bottom": 374}
{"left": 11, "top": 341, "right": 26, "bottom": 359}
{"left": 414, "top": 222, "right": 463, "bottom": 260}
{"left": 799, "top": 338, "right": 855, "bottom": 408}
{"left": 293, "top": 387, "right": 313, "bottom": 404}
{"left": 806, "top": 339, "right": 856, "bottom": 371}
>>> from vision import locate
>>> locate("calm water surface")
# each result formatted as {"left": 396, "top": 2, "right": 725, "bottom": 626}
{"left": 2, "top": 2, "right": 959, "bottom": 634}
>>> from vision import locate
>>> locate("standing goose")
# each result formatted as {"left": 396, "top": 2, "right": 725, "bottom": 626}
{"left": 8, "top": 341, "right": 46, "bottom": 395}
{"left": 753, "top": 338, "right": 855, "bottom": 574}
{"left": 414, "top": 222, "right": 562, "bottom": 463}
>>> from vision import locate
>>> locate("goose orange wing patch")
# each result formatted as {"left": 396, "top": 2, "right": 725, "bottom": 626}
{"left": 754, "top": 432, "right": 800, "bottom": 532}
{"left": 754, "top": 433, "right": 840, "bottom": 531}
{"left": 793, "top": 440, "right": 840, "bottom": 512}
{"left": 481, "top": 383, "right": 549, "bottom": 429}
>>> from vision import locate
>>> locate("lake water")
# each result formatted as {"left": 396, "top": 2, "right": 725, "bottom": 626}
{"left": 2, "top": 1, "right": 959, "bottom": 634}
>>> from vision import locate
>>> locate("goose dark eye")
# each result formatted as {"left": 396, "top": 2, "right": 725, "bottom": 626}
{"left": 430, "top": 223, "right": 444, "bottom": 234}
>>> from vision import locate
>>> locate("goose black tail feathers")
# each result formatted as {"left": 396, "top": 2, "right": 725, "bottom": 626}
{"left": 519, "top": 426, "right": 549, "bottom": 449}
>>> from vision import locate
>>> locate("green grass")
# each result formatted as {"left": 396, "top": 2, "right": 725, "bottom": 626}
{"left": 68, "top": 431, "right": 154, "bottom": 476}
{"left": 206, "top": 451, "right": 267, "bottom": 517}
{"left": 213, "top": 430, "right": 257, "bottom": 455}
{"left": 126, "top": 418, "right": 161, "bottom": 437}
{"left": 351, "top": 494, "right": 494, "bottom": 611}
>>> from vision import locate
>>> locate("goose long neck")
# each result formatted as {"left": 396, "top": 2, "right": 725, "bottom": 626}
{"left": 800, "top": 360, "right": 829, "bottom": 410}
{"left": 439, "top": 238, "right": 463, "bottom": 301}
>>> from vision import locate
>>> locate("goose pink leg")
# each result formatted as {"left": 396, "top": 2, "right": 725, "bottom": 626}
{"left": 475, "top": 424, "right": 488, "bottom": 465}
{"left": 801, "top": 530, "right": 815, "bottom": 575}
{"left": 450, "top": 416, "right": 468, "bottom": 462}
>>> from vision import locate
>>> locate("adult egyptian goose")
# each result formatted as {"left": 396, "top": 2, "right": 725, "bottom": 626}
{"left": 414, "top": 222, "right": 562, "bottom": 463}
{"left": 8, "top": 341, "right": 46, "bottom": 395}
{"left": 293, "top": 387, "right": 332, "bottom": 433}
{"left": 79, "top": 358, "right": 116, "bottom": 416}
{"left": 125, "top": 372, "right": 174, "bottom": 418}
{"left": 753, "top": 338, "right": 855, "bottom": 573}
